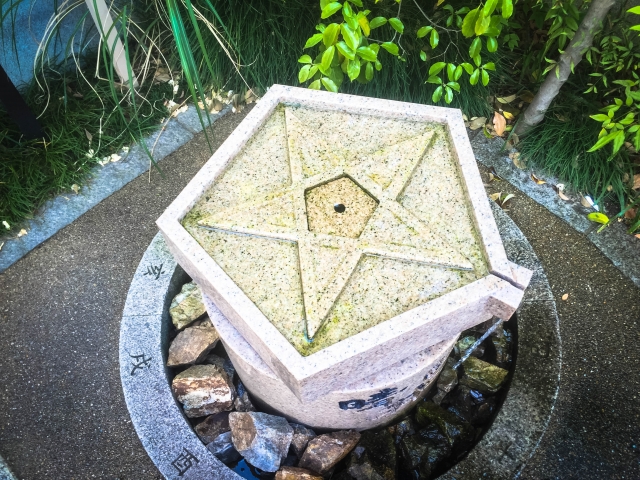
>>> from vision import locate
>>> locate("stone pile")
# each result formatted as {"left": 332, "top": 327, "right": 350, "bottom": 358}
{"left": 165, "top": 280, "right": 514, "bottom": 479}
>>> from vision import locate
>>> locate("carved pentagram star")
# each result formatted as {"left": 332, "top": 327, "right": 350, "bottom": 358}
{"left": 198, "top": 109, "right": 473, "bottom": 339}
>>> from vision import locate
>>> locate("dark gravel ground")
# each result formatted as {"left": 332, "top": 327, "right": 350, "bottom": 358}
{"left": 0, "top": 106, "right": 638, "bottom": 479}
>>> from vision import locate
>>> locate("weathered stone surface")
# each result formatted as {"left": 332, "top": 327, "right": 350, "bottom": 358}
{"left": 206, "top": 431, "right": 242, "bottom": 464}
{"left": 456, "top": 335, "right": 484, "bottom": 358}
{"left": 203, "top": 353, "right": 236, "bottom": 379}
{"left": 415, "top": 402, "right": 474, "bottom": 446}
{"left": 166, "top": 323, "right": 219, "bottom": 367}
{"left": 387, "top": 417, "right": 416, "bottom": 444}
{"left": 172, "top": 364, "right": 236, "bottom": 418}
{"left": 348, "top": 462, "right": 385, "bottom": 480}
{"left": 195, "top": 412, "right": 231, "bottom": 444}
{"left": 169, "top": 281, "right": 206, "bottom": 329}
{"left": 436, "top": 358, "right": 458, "bottom": 393}
{"left": 491, "top": 328, "right": 512, "bottom": 366}
{"left": 275, "top": 466, "right": 323, "bottom": 480}
{"left": 234, "top": 381, "right": 256, "bottom": 412}
{"left": 399, "top": 435, "right": 428, "bottom": 470}
{"left": 460, "top": 356, "right": 508, "bottom": 393}
{"left": 357, "top": 430, "right": 397, "bottom": 480}
{"left": 298, "top": 430, "right": 361, "bottom": 475}
{"left": 229, "top": 412, "right": 294, "bottom": 472}
{"left": 290, "top": 423, "right": 316, "bottom": 457}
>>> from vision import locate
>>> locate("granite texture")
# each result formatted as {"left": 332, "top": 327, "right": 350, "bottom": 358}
{"left": 440, "top": 203, "right": 561, "bottom": 479}
{"left": 122, "top": 203, "right": 559, "bottom": 478}
{"left": 0, "top": 107, "right": 229, "bottom": 274}
{"left": 119, "top": 232, "right": 240, "bottom": 479}
{"left": 157, "top": 85, "right": 531, "bottom": 402}
{"left": 471, "top": 132, "right": 640, "bottom": 289}
{"left": 203, "top": 293, "right": 454, "bottom": 430}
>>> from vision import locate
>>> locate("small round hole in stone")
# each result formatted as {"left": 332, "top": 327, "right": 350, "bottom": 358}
{"left": 334, "top": 203, "right": 346, "bottom": 213}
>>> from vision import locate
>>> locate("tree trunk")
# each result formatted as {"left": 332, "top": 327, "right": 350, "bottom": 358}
{"left": 514, "top": 0, "right": 618, "bottom": 137}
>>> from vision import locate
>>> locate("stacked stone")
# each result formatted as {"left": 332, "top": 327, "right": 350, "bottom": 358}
{"left": 165, "top": 279, "right": 513, "bottom": 478}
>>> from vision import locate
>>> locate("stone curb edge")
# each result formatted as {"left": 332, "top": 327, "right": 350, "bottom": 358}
{"left": 119, "top": 203, "right": 561, "bottom": 479}
{"left": 470, "top": 133, "right": 640, "bottom": 289}
{"left": 0, "top": 105, "right": 230, "bottom": 274}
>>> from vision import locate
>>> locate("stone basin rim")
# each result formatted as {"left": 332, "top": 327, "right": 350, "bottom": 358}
{"left": 119, "top": 203, "right": 561, "bottom": 479}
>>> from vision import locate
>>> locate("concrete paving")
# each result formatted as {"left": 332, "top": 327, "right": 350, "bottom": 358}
{"left": 0, "top": 105, "right": 639, "bottom": 479}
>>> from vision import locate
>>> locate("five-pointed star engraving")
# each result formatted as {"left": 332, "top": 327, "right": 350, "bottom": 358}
{"left": 198, "top": 109, "right": 474, "bottom": 338}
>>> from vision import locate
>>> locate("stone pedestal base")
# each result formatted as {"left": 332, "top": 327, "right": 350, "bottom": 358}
{"left": 203, "top": 293, "right": 456, "bottom": 431}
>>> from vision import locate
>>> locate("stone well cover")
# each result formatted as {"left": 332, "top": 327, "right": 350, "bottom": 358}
{"left": 158, "top": 85, "right": 531, "bottom": 402}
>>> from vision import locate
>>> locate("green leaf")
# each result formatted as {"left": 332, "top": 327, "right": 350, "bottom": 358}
{"left": 321, "top": 45, "right": 336, "bottom": 74}
{"left": 420, "top": 50, "right": 427, "bottom": 61}
{"left": 309, "top": 79, "right": 321, "bottom": 90}
{"left": 461, "top": 62, "right": 474, "bottom": 74}
{"left": 628, "top": 6, "right": 640, "bottom": 14}
{"left": 417, "top": 26, "right": 432, "bottom": 38}
{"left": 430, "top": 29, "right": 439, "bottom": 49}
{"left": 323, "top": 23, "right": 340, "bottom": 47}
{"left": 446, "top": 63, "right": 456, "bottom": 81}
{"left": 487, "top": 36, "right": 498, "bottom": 53}
{"left": 565, "top": 17, "right": 578, "bottom": 31}
{"left": 587, "top": 212, "right": 610, "bottom": 225}
{"left": 483, "top": 0, "right": 499, "bottom": 17}
{"left": 347, "top": 58, "right": 361, "bottom": 80}
{"left": 341, "top": 23, "right": 359, "bottom": 51}
{"left": 304, "top": 33, "right": 323, "bottom": 49}
{"left": 502, "top": 0, "right": 513, "bottom": 19}
{"left": 447, "top": 81, "right": 461, "bottom": 92}
{"left": 426, "top": 76, "right": 442, "bottom": 84}
{"left": 336, "top": 41, "right": 356, "bottom": 59}
{"left": 587, "top": 130, "right": 621, "bottom": 152}
{"left": 481, "top": 69, "right": 490, "bottom": 86}
{"left": 321, "top": 2, "right": 342, "bottom": 19}
{"left": 321, "top": 76, "right": 339, "bottom": 92}
{"left": 475, "top": 11, "right": 491, "bottom": 35}
{"left": 389, "top": 17, "right": 404, "bottom": 34}
{"left": 630, "top": 25, "right": 640, "bottom": 31}
{"left": 369, "top": 17, "right": 387, "bottom": 29}
{"left": 381, "top": 42, "right": 399, "bottom": 55}
{"left": 349, "top": 0, "right": 363, "bottom": 6}
{"left": 461, "top": 8, "right": 479, "bottom": 38}
{"left": 298, "top": 55, "right": 312, "bottom": 64}
{"left": 365, "top": 61, "right": 374, "bottom": 81}
{"left": 445, "top": 86, "right": 454, "bottom": 104}
{"left": 454, "top": 65, "right": 463, "bottom": 80}
{"left": 358, "top": 14, "right": 370, "bottom": 36}
{"left": 342, "top": 1, "right": 353, "bottom": 19}
{"left": 375, "top": 60, "right": 382, "bottom": 71}
{"left": 473, "top": 54, "right": 482, "bottom": 67}
{"left": 470, "top": 68, "right": 480, "bottom": 85}
{"left": 299, "top": 65, "right": 312, "bottom": 83}
{"left": 469, "top": 37, "right": 482, "bottom": 57}
{"left": 612, "top": 130, "right": 625, "bottom": 153}
{"left": 483, "top": 62, "right": 495, "bottom": 71}
{"left": 429, "top": 61, "right": 447, "bottom": 76}
{"left": 432, "top": 85, "right": 443, "bottom": 102}
{"left": 356, "top": 46, "right": 377, "bottom": 62}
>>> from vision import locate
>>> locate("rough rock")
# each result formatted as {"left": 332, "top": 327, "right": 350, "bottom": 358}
{"left": 206, "top": 431, "right": 242, "bottom": 464}
{"left": 234, "top": 381, "right": 256, "bottom": 412}
{"left": 195, "top": 412, "right": 231, "bottom": 444}
{"left": 229, "top": 412, "right": 294, "bottom": 472}
{"left": 298, "top": 430, "right": 361, "bottom": 475}
{"left": 436, "top": 358, "right": 459, "bottom": 393}
{"left": 460, "top": 356, "right": 508, "bottom": 393}
{"left": 170, "top": 282, "right": 206, "bottom": 329}
{"left": 275, "top": 466, "right": 323, "bottom": 480}
{"left": 172, "top": 364, "right": 236, "bottom": 418}
{"left": 456, "top": 335, "right": 484, "bottom": 358}
{"left": 289, "top": 423, "right": 316, "bottom": 457}
{"left": 203, "top": 354, "right": 236, "bottom": 380}
{"left": 387, "top": 417, "right": 416, "bottom": 444}
{"left": 348, "top": 462, "right": 385, "bottom": 480}
{"left": 415, "top": 402, "right": 474, "bottom": 446}
{"left": 167, "top": 323, "right": 219, "bottom": 367}
{"left": 491, "top": 328, "right": 512, "bottom": 366}
{"left": 399, "top": 434, "right": 428, "bottom": 470}
{"left": 356, "top": 430, "right": 397, "bottom": 479}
